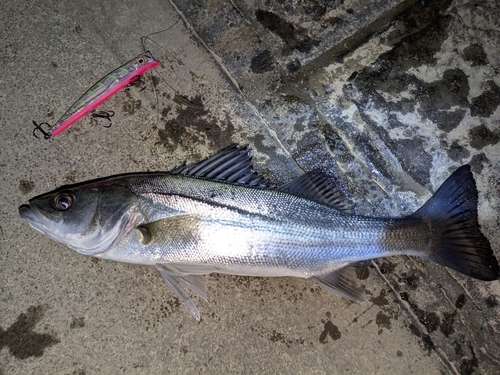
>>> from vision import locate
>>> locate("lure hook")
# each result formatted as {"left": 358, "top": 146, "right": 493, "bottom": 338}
{"left": 91, "top": 110, "right": 115, "bottom": 128}
{"left": 32, "top": 121, "right": 52, "bottom": 139}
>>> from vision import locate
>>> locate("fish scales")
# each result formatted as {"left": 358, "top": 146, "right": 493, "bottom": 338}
{"left": 120, "top": 175, "right": 430, "bottom": 267}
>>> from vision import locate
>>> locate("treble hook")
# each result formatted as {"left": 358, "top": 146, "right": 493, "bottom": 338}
{"left": 91, "top": 110, "right": 115, "bottom": 128}
{"left": 32, "top": 121, "right": 52, "bottom": 139}
{"left": 125, "top": 75, "right": 144, "bottom": 91}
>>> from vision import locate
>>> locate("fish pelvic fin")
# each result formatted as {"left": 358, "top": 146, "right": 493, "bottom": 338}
{"left": 311, "top": 266, "right": 368, "bottom": 302}
{"left": 411, "top": 165, "right": 499, "bottom": 281}
{"left": 156, "top": 265, "right": 208, "bottom": 321}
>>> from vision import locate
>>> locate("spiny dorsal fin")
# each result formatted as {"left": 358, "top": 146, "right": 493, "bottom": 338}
{"left": 279, "top": 169, "right": 354, "bottom": 213}
{"left": 171, "top": 144, "right": 267, "bottom": 186}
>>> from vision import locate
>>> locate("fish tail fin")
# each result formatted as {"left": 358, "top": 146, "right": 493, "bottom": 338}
{"left": 411, "top": 165, "right": 499, "bottom": 281}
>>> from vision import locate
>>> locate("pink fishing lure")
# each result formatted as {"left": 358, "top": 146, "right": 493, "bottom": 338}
{"left": 34, "top": 52, "right": 159, "bottom": 139}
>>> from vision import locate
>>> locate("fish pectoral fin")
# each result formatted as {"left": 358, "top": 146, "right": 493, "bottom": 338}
{"left": 311, "top": 266, "right": 368, "bottom": 302}
{"left": 156, "top": 266, "right": 207, "bottom": 321}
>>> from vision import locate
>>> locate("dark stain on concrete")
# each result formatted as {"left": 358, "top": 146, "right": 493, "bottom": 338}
{"left": 286, "top": 58, "right": 301, "bottom": 73}
{"left": 351, "top": 66, "right": 468, "bottom": 133}
{"left": 408, "top": 322, "right": 435, "bottom": 351}
{"left": 376, "top": 311, "right": 392, "bottom": 331}
{"left": 396, "top": 270, "right": 421, "bottom": 290}
{"left": 484, "top": 295, "right": 498, "bottom": 308}
{"left": 270, "top": 330, "right": 292, "bottom": 347}
{"left": 415, "top": 69, "right": 469, "bottom": 131}
{"left": 19, "top": 180, "right": 35, "bottom": 195}
{"left": 122, "top": 98, "right": 142, "bottom": 116}
{"left": 460, "top": 342, "right": 478, "bottom": 375}
{"left": 0, "top": 305, "right": 59, "bottom": 359}
{"left": 249, "top": 325, "right": 303, "bottom": 348}
{"left": 70, "top": 316, "right": 85, "bottom": 329}
{"left": 371, "top": 289, "right": 390, "bottom": 307}
{"left": 348, "top": 6, "right": 452, "bottom": 98}
{"left": 388, "top": 136, "right": 433, "bottom": 180}
{"left": 447, "top": 140, "right": 470, "bottom": 162}
{"left": 400, "top": 292, "right": 440, "bottom": 332}
{"left": 469, "top": 81, "right": 500, "bottom": 118}
{"left": 441, "top": 294, "right": 466, "bottom": 340}
{"left": 469, "top": 152, "right": 489, "bottom": 174}
{"left": 251, "top": 50, "right": 275, "bottom": 73}
{"left": 439, "top": 310, "right": 456, "bottom": 337}
{"left": 468, "top": 124, "right": 500, "bottom": 149}
{"left": 342, "top": 1, "right": 473, "bottom": 185}
{"left": 156, "top": 96, "right": 234, "bottom": 153}
{"left": 319, "top": 320, "right": 341, "bottom": 343}
{"left": 371, "top": 290, "right": 399, "bottom": 332}
{"left": 323, "top": 16, "right": 344, "bottom": 28}
{"left": 455, "top": 294, "right": 465, "bottom": 309}
{"left": 255, "top": 9, "right": 320, "bottom": 56}
{"left": 463, "top": 44, "right": 488, "bottom": 66}
{"left": 379, "top": 260, "right": 396, "bottom": 275}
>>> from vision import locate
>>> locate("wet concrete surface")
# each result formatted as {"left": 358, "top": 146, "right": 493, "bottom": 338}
{"left": 1, "top": 0, "right": 499, "bottom": 373}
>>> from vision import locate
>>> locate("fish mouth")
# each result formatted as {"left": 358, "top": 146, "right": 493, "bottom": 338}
{"left": 19, "top": 204, "right": 45, "bottom": 234}
{"left": 19, "top": 204, "right": 40, "bottom": 223}
{"left": 19, "top": 204, "right": 59, "bottom": 235}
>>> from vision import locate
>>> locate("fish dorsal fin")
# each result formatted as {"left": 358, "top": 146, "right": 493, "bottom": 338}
{"left": 279, "top": 169, "right": 354, "bottom": 213}
{"left": 311, "top": 266, "right": 368, "bottom": 302}
{"left": 171, "top": 143, "right": 267, "bottom": 186}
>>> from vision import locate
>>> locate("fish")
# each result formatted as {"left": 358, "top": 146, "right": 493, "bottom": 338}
{"left": 19, "top": 144, "right": 499, "bottom": 320}
{"left": 32, "top": 52, "right": 159, "bottom": 139}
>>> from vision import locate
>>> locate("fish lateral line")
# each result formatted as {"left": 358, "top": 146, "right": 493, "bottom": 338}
{"left": 32, "top": 52, "right": 159, "bottom": 139}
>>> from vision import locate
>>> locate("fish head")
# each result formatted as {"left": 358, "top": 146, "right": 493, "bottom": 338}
{"left": 19, "top": 181, "right": 144, "bottom": 255}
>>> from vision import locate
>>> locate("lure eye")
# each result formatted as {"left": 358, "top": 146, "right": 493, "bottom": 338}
{"left": 53, "top": 191, "right": 75, "bottom": 211}
{"left": 138, "top": 58, "right": 145, "bottom": 64}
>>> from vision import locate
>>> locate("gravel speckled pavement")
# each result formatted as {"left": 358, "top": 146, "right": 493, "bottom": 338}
{"left": 2, "top": 0, "right": 499, "bottom": 373}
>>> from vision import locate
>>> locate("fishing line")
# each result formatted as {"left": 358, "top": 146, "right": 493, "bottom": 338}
{"left": 140, "top": 17, "right": 205, "bottom": 110}
{"left": 120, "top": 16, "right": 206, "bottom": 142}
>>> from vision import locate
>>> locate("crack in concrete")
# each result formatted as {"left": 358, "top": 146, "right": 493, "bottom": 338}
{"left": 372, "top": 261, "right": 460, "bottom": 375}
{"left": 167, "top": 0, "right": 301, "bottom": 172}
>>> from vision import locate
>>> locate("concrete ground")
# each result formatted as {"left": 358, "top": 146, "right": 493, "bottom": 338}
{"left": 1, "top": 0, "right": 499, "bottom": 373}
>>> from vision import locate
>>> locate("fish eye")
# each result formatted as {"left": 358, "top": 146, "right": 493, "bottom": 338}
{"left": 53, "top": 191, "right": 76, "bottom": 211}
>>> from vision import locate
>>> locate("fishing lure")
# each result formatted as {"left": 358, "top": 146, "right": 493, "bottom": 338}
{"left": 33, "top": 52, "right": 159, "bottom": 139}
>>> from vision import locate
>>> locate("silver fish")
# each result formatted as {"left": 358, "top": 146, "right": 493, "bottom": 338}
{"left": 19, "top": 144, "right": 499, "bottom": 320}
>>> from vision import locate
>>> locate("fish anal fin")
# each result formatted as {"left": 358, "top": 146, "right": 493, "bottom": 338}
{"left": 311, "top": 266, "right": 368, "bottom": 302}
{"left": 279, "top": 169, "right": 354, "bottom": 213}
{"left": 170, "top": 144, "right": 268, "bottom": 186}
